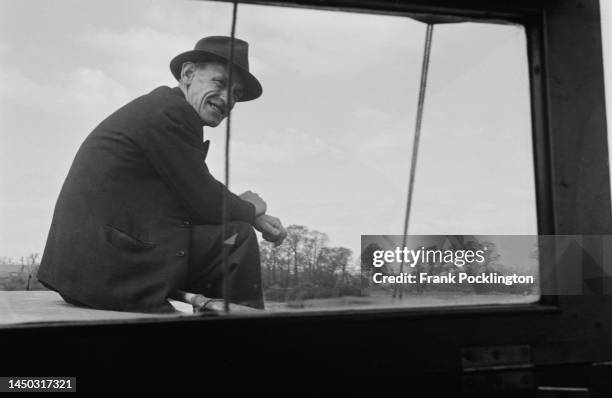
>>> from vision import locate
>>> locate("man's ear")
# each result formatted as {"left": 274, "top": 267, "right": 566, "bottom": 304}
{"left": 180, "top": 62, "right": 197, "bottom": 85}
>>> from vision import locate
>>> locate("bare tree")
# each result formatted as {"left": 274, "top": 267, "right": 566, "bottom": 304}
{"left": 23, "top": 253, "right": 39, "bottom": 291}
{"left": 286, "top": 225, "right": 309, "bottom": 286}
{"left": 303, "top": 230, "right": 329, "bottom": 285}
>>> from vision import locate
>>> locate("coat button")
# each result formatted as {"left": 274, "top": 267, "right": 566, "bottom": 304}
{"left": 176, "top": 250, "right": 185, "bottom": 257}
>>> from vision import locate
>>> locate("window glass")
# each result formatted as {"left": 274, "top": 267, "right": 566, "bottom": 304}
{"left": 222, "top": 5, "right": 538, "bottom": 311}
{"left": 0, "top": 0, "right": 538, "bottom": 323}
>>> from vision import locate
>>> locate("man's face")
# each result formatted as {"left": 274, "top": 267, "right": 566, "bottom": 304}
{"left": 184, "top": 62, "right": 244, "bottom": 127}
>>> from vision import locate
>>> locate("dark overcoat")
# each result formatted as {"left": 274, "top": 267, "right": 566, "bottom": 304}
{"left": 37, "top": 86, "right": 255, "bottom": 313}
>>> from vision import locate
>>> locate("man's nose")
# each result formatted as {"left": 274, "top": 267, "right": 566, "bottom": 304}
{"left": 219, "top": 92, "right": 236, "bottom": 111}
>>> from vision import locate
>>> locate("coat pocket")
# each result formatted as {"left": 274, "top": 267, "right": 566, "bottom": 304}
{"left": 103, "top": 224, "right": 156, "bottom": 252}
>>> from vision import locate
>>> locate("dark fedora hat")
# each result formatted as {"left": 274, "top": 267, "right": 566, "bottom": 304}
{"left": 170, "top": 36, "right": 262, "bottom": 102}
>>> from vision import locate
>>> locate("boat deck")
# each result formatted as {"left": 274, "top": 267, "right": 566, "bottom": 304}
{"left": 0, "top": 290, "right": 194, "bottom": 326}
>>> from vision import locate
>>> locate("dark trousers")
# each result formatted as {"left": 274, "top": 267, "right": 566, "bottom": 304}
{"left": 61, "top": 221, "right": 264, "bottom": 311}
{"left": 183, "top": 221, "right": 264, "bottom": 310}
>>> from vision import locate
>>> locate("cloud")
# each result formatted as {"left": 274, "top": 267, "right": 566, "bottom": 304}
{"left": 74, "top": 2, "right": 423, "bottom": 82}
{"left": 75, "top": 2, "right": 253, "bottom": 90}
{"left": 0, "top": 66, "right": 129, "bottom": 113}
{"left": 68, "top": 68, "right": 130, "bottom": 107}
{"left": 0, "top": 41, "right": 8, "bottom": 56}
{"left": 141, "top": 1, "right": 233, "bottom": 35}
{"left": 80, "top": 27, "right": 187, "bottom": 61}
{"left": 237, "top": 3, "right": 426, "bottom": 77}
{"left": 350, "top": 107, "right": 396, "bottom": 130}
{"left": 204, "top": 126, "right": 332, "bottom": 178}
{"left": 77, "top": 26, "right": 188, "bottom": 89}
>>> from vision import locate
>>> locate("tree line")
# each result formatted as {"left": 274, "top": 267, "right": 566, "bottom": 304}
{"left": 259, "top": 225, "right": 362, "bottom": 301}
{"left": 1, "top": 226, "right": 364, "bottom": 300}
{"left": 0, "top": 253, "right": 46, "bottom": 291}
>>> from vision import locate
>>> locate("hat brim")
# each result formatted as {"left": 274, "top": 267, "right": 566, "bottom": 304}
{"left": 170, "top": 50, "right": 262, "bottom": 102}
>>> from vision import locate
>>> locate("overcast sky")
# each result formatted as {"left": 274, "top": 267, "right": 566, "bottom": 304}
{"left": 0, "top": 0, "right": 551, "bottom": 261}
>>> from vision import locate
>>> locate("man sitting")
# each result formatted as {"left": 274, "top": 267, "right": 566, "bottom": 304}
{"left": 37, "top": 36, "right": 286, "bottom": 313}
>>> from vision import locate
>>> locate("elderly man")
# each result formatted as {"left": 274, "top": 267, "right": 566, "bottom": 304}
{"left": 37, "top": 36, "right": 286, "bottom": 313}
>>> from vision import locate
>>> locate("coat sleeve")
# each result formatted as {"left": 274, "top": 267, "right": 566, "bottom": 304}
{"left": 138, "top": 103, "right": 256, "bottom": 225}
